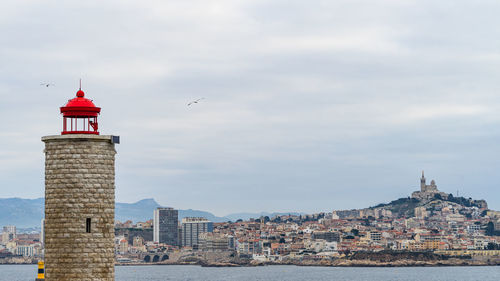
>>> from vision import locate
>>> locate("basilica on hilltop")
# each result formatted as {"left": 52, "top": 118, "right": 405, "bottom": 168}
{"left": 411, "top": 171, "right": 449, "bottom": 201}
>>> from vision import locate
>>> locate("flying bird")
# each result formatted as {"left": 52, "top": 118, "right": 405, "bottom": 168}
{"left": 40, "top": 83, "right": 55, "bottom": 87}
{"left": 188, "top": 98, "right": 204, "bottom": 106}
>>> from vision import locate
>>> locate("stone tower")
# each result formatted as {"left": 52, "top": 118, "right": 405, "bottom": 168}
{"left": 420, "top": 171, "right": 426, "bottom": 191}
{"left": 42, "top": 87, "right": 119, "bottom": 281}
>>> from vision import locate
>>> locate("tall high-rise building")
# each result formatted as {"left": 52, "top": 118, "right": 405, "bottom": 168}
{"left": 153, "top": 207, "right": 179, "bottom": 245}
{"left": 1, "top": 225, "right": 16, "bottom": 244}
{"left": 40, "top": 219, "right": 45, "bottom": 247}
{"left": 181, "top": 217, "right": 213, "bottom": 247}
{"left": 2, "top": 225, "right": 16, "bottom": 234}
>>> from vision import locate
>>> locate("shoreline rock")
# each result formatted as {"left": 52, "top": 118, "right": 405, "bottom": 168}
{"left": 113, "top": 257, "right": 499, "bottom": 267}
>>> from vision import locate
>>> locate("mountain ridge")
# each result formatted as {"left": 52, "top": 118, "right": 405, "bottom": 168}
{"left": 0, "top": 197, "right": 304, "bottom": 228}
{"left": 2, "top": 191, "right": 491, "bottom": 228}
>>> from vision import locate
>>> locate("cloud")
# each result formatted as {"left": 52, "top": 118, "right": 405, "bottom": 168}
{"left": 1, "top": 0, "right": 500, "bottom": 214}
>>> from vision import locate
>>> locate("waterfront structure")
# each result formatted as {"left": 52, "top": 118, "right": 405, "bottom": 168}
{"left": 15, "top": 244, "right": 36, "bottom": 256}
{"left": 181, "top": 217, "right": 213, "bottom": 247}
{"left": 153, "top": 207, "right": 179, "bottom": 245}
{"left": 42, "top": 87, "right": 119, "bottom": 281}
{"left": 199, "top": 233, "right": 234, "bottom": 251}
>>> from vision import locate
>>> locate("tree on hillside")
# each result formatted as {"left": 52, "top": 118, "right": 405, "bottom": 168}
{"left": 485, "top": 222, "right": 495, "bottom": 236}
{"left": 487, "top": 242, "right": 499, "bottom": 250}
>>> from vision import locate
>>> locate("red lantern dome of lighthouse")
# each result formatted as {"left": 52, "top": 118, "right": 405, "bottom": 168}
{"left": 60, "top": 87, "right": 101, "bottom": 135}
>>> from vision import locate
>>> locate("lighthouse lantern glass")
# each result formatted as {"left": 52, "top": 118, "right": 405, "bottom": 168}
{"left": 60, "top": 89, "right": 101, "bottom": 135}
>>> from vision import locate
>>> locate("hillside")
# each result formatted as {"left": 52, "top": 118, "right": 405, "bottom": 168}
{"left": 370, "top": 193, "right": 488, "bottom": 218}
{"left": 0, "top": 198, "right": 44, "bottom": 228}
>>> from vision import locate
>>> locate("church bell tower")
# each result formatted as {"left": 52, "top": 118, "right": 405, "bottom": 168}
{"left": 420, "top": 171, "right": 426, "bottom": 191}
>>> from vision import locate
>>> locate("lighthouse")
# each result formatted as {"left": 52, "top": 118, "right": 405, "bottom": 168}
{"left": 42, "top": 86, "right": 119, "bottom": 281}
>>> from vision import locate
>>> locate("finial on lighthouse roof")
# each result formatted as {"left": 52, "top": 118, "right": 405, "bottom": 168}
{"left": 76, "top": 79, "right": 84, "bottom": 97}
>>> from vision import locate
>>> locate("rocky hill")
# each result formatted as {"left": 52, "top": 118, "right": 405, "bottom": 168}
{"left": 369, "top": 193, "right": 488, "bottom": 218}
{"left": 361, "top": 173, "right": 489, "bottom": 218}
{"left": 332, "top": 175, "right": 491, "bottom": 220}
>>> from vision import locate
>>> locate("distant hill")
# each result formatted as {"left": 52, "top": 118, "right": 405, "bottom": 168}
{"left": 115, "top": 198, "right": 231, "bottom": 223}
{"left": 115, "top": 202, "right": 305, "bottom": 224}
{"left": 115, "top": 198, "right": 162, "bottom": 223}
{"left": 0, "top": 197, "right": 303, "bottom": 228}
{"left": 2, "top": 192, "right": 490, "bottom": 229}
{"left": 368, "top": 193, "right": 488, "bottom": 218}
{"left": 0, "top": 198, "right": 44, "bottom": 228}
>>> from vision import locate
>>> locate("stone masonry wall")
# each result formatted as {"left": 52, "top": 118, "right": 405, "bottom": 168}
{"left": 43, "top": 135, "right": 116, "bottom": 281}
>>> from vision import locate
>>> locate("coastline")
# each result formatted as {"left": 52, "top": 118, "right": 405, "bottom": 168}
{"left": 3, "top": 251, "right": 499, "bottom": 267}
{"left": 2, "top": 260, "right": 498, "bottom": 267}
{"left": 114, "top": 258, "right": 500, "bottom": 267}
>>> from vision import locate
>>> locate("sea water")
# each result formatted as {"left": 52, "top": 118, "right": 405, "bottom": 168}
{"left": 0, "top": 264, "right": 498, "bottom": 281}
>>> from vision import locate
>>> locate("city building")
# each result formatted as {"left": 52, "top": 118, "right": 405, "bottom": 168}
{"left": 181, "top": 217, "right": 213, "bottom": 247}
{"left": 1, "top": 226, "right": 16, "bottom": 245}
{"left": 133, "top": 236, "right": 145, "bottom": 247}
{"left": 153, "top": 207, "right": 179, "bottom": 246}
{"left": 15, "top": 244, "right": 36, "bottom": 257}
{"left": 2, "top": 225, "right": 16, "bottom": 234}
{"left": 118, "top": 238, "right": 129, "bottom": 255}
{"left": 198, "top": 233, "right": 234, "bottom": 251}
{"left": 40, "top": 219, "right": 45, "bottom": 247}
{"left": 369, "top": 231, "right": 382, "bottom": 242}
{"left": 312, "top": 231, "right": 340, "bottom": 242}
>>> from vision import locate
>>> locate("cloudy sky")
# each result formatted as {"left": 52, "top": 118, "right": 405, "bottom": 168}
{"left": 1, "top": 0, "right": 500, "bottom": 215}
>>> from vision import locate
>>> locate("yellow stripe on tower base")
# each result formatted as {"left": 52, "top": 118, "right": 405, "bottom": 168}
{"left": 37, "top": 260, "right": 45, "bottom": 279}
